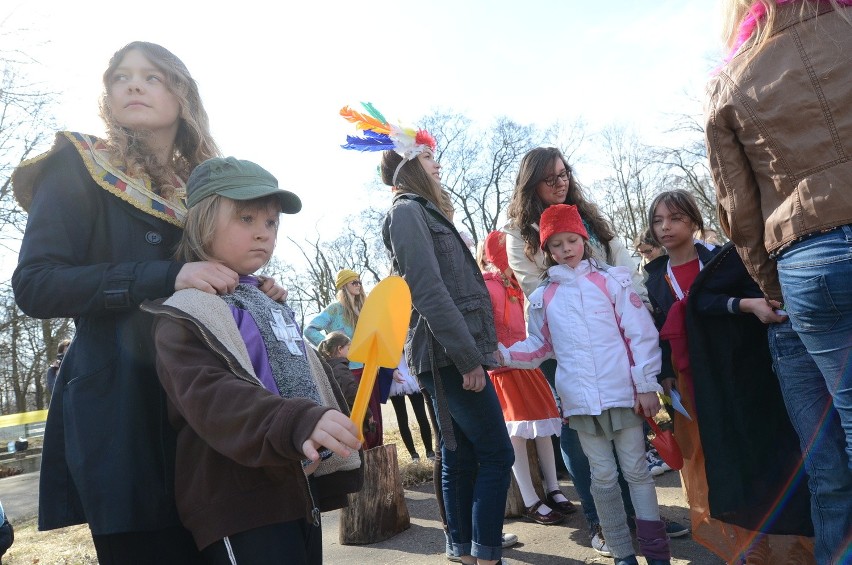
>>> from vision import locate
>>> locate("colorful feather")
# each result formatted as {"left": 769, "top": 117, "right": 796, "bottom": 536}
{"left": 340, "top": 102, "right": 435, "bottom": 163}
{"left": 360, "top": 102, "right": 388, "bottom": 128}
{"left": 340, "top": 106, "right": 390, "bottom": 135}
{"left": 415, "top": 130, "right": 437, "bottom": 152}
{"left": 341, "top": 133, "right": 394, "bottom": 152}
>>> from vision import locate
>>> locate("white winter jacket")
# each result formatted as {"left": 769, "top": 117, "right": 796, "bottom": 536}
{"left": 500, "top": 261, "right": 662, "bottom": 417}
{"left": 503, "top": 223, "right": 647, "bottom": 304}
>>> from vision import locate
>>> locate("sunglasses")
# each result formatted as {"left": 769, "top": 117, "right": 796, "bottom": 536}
{"left": 349, "top": 280, "right": 362, "bottom": 286}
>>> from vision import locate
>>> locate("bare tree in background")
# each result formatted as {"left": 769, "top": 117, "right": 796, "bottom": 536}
{"left": 549, "top": 118, "right": 587, "bottom": 165}
{"left": 656, "top": 113, "right": 724, "bottom": 239}
{"left": 0, "top": 289, "right": 72, "bottom": 413}
{"left": 423, "top": 111, "right": 549, "bottom": 247}
{"left": 592, "top": 125, "right": 662, "bottom": 247}
{"left": 268, "top": 210, "right": 391, "bottom": 328}
{"left": 591, "top": 116, "right": 725, "bottom": 251}
{"left": 0, "top": 53, "right": 57, "bottom": 243}
{"left": 0, "top": 47, "right": 66, "bottom": 414}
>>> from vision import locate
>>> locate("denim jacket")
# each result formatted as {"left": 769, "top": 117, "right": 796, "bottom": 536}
{"left": 382, "top": 193, "right": 497, "bottom": 376}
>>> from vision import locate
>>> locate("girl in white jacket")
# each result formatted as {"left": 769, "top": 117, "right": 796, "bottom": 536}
{"left": 498, "top": 204, "right": 670, "bottom": 565}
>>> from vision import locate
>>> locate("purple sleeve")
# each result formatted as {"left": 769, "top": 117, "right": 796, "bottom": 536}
{"left": 229, "top": 304, "right": 279, "bottom": 395}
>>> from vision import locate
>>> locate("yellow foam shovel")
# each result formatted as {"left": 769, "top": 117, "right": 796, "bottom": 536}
{"left": 348, "top": 275, "right": 411, "bottom": 441}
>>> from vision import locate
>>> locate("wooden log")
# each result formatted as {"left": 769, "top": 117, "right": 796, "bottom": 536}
{"left": 339, "top": 443, "right": 410, "bottom": 545}
{"left": 504, "top": 439, "right": 547, "bottom": 518}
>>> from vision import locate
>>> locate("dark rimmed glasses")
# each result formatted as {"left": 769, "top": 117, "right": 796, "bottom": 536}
{"left": 542, "top": 170, "right": 570, "bottom": 188}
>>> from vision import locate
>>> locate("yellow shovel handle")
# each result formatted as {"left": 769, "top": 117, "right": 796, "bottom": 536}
{"left": 350, "top": 343, "right": 379, "bottom": 443}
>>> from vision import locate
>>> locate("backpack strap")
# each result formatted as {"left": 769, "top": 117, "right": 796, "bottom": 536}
{"left": 587, "top": 270, "right": 636, "bottom": 367}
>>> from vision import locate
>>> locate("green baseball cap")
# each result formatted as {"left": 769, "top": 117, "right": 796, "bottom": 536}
{"left": 186, "top": 157, "right": 302, "bottom": 213}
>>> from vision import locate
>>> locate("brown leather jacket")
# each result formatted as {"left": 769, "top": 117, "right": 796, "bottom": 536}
{"left": 705, "top": 4, "right": 852, "bottom": 301}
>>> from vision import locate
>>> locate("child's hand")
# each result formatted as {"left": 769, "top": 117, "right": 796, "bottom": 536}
{"left": 634, "top": 392, "right": 661, "bottom": 418}
{"left": 302, "top": 410, "right": 361, "bottom": 463}
{"left": 739, "top": 297, "right": 787, "bottom": 324}
{"left": 495, "top": 349, "right": 505, "bottom": 366}
{"left": 176, "top": 261, "right": 238, "bottom": 294}
{"left": 303, "top": 458, "right": 321, "bottom": 475}
{"left": 257, "top": 275, "right": 288, "bottom": 302}
{"left": 392, "top": 369, "right": 405, "bottom": 384}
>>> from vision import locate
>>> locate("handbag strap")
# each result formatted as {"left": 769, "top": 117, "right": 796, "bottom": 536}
{"left": 425, "top": 321, "right": 457, "bottom": 451}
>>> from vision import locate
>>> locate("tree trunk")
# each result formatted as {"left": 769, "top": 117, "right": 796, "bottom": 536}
{"left": 504, "top": 439, "right": 545, "bottom": 518}
{"left": 339, "top": 443, "right": 410, "bottom": 545}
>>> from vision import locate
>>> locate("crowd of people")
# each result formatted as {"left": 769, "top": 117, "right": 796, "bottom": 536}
{"left": 12, "top": 1, "right": 852, "bottom": 564}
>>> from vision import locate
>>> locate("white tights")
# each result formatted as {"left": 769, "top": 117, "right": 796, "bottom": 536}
{"left": 510, "top": 435, "right": 563, "bottom": 509}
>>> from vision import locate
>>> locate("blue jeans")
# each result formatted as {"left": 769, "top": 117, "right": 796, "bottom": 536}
{"left": 768, "top": 320, "right": 852, "bottom": 564}
{"left": 777, "top": 225, "right": 852, "bottom": 468}
{"left": 419, "top": 366, "right": 514, "bottom": 561}
{"left": 539, "top": 359, "right": 635, "bottom": 533}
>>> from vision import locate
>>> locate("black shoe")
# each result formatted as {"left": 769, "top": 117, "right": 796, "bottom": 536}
{"left": 545, "top": 489, "right": 577, "bottom": 514}
{"left": 662, "top": 516, "right": 689, "bottom": 538}
{"left": 523, "top": 501, "right": 564, "bottom": 525}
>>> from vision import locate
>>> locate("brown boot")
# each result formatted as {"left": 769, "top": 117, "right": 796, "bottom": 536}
{"left": 786, "top": 537, "right": 816, "bottom": 565}
{"left": 742, "top": 536, "right": 772, "bottom": 565}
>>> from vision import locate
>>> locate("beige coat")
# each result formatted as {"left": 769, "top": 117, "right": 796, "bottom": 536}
{"left": 705, "top": 4, "right": 852, "bottom": 300}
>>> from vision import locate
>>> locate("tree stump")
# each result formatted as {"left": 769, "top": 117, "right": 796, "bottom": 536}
{"left": 339, "top": 443, "right": 410, "bottom": 545}
{"left": 504, "top": 439, "right": 547, "bottom": 517}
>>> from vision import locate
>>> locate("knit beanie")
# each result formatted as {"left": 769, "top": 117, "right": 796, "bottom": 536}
{"left": 539, "top": 204, "right": 588, "bottom": 247}
{"left": 335, "top": 269, "right": 359, "bottom": 290}
{"left": 483, "top": 231, "right": 510, "bottom": 273}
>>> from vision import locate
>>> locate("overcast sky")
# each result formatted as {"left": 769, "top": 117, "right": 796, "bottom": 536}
{"left": 4, "top": 0, "right": 724, "bottom": 261}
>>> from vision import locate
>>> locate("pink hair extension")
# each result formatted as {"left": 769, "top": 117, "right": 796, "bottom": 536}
{"left": 725, "top": 0, "right": 792, "bottom": 62}
{"left": 726, "top": 0, "right": 852, "bottom": 63}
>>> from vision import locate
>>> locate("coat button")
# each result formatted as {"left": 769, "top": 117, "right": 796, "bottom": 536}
{"left": 145, "top": 231, "right": 163, "bottom": 245}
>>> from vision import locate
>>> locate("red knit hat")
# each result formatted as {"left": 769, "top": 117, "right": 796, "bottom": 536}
{"left": 539, "top": 204, "right": 588, "bottom": 247}
{"left": 483, "top": 231, "right": 509, "bottom": 273}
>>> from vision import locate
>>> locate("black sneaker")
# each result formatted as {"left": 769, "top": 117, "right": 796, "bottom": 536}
{"left": 663, "top": 516, "right": 689, "bottom": 538}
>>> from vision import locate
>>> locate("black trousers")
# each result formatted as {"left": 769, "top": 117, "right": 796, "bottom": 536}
{"left": 389, "top": 392, "right": 433, "bottom": 456}
{"left": 92, "top": 525, "right": 203, "bottom": 565}
{"left": 200, "top": 519, "right": 322, "bottom": 565}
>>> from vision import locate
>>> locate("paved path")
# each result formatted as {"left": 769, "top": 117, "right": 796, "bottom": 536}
{"left": 1, "top": 472, "right": 38, "bottom": 523}
{"left": 2, "top": 468, "right": 724, "bottom": 564}
{"left": 0, "top": 401, "right": 726, "bottom": 563}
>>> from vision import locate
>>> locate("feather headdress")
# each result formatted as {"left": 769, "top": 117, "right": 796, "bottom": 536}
{"left": 340, "top": 102, "right": 436, "bottom": 185}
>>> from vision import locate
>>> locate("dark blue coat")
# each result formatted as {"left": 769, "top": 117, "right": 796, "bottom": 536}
{"left": 647, "top": 242, "right": 811, "bottom": 535}
{"left": 685, "top": 243, "right": 811, "bottom": 535}
{"left": 12, "top": 138, "right": 185, "bottom": 534}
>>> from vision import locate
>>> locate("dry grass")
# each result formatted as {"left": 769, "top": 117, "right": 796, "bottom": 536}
{"left": 383, "top": 425, "right": 436, "bottom": 488}
{"left": 4, "top": 519, "right": 96, "bottom": 564}
{"left": 4, "top": 427, "right": 436, "bottom": 563}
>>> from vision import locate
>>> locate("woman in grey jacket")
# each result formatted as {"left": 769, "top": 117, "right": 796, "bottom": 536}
{"left": 380, "top": 139, "right": 513, "bottom": 565}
